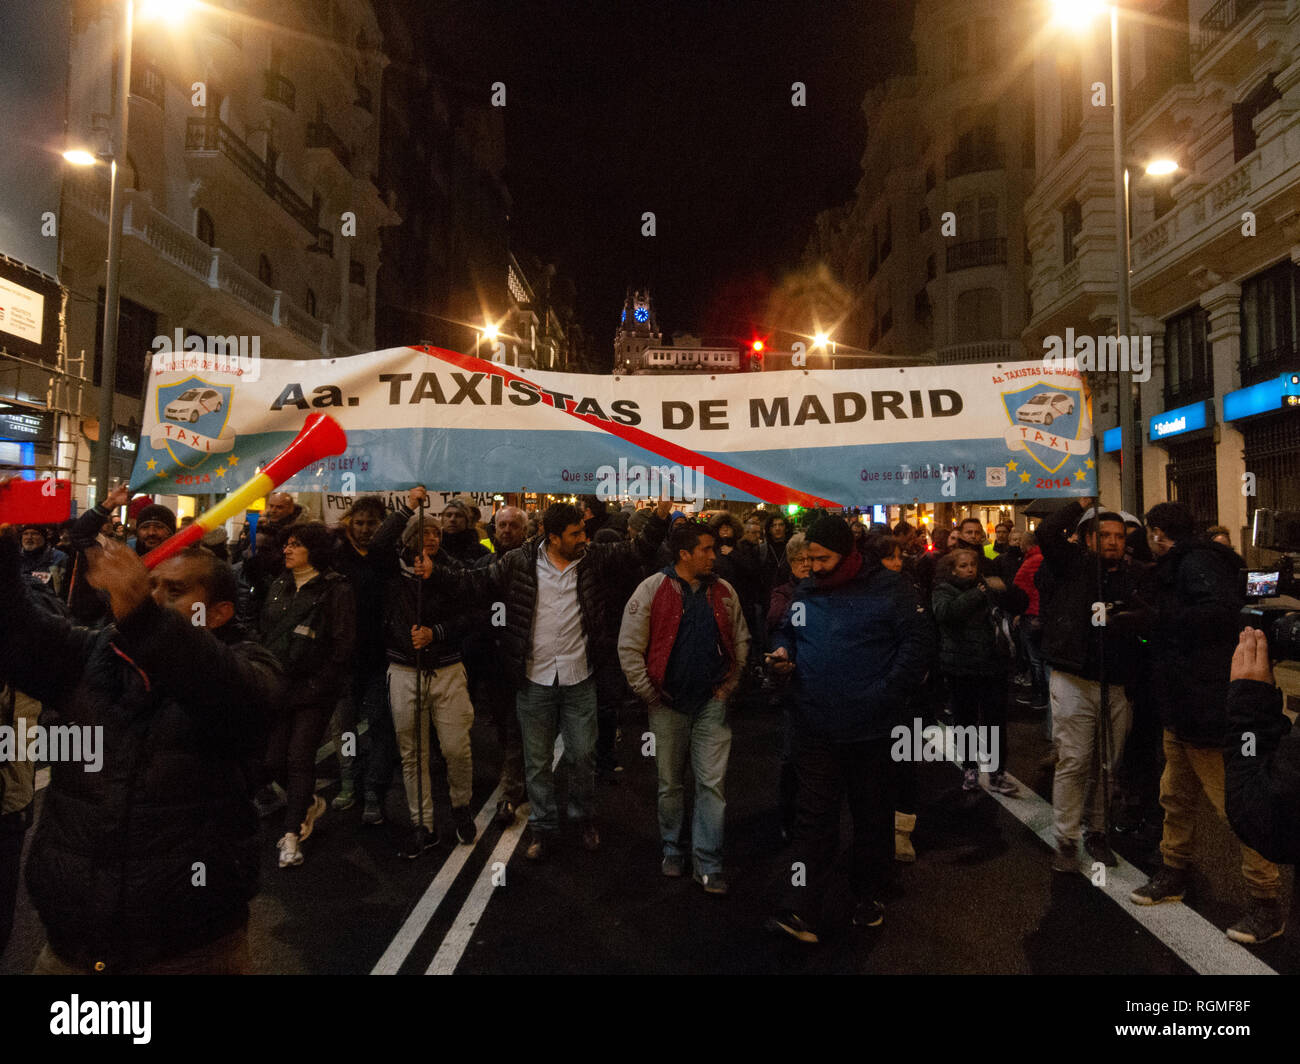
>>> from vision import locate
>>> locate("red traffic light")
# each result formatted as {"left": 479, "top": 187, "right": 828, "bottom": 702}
{"left": 751, "top": 339, "right": 764, "bottom": 352}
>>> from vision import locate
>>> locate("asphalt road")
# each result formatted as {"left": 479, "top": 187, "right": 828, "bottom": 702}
{"left": 4, "top": 685, "right": 1296, "bottom": 976}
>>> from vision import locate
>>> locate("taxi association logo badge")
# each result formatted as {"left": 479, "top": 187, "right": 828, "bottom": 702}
{"left": 150, "top": 376, "right": 237, "bottom": 469}
{"left": 1000, "top": 383, "right": 1092, "bottom": 474}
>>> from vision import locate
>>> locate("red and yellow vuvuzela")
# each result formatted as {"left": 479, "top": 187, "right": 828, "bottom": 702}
{"left": 142, "top": 413, "right": 348, "bottom": 570}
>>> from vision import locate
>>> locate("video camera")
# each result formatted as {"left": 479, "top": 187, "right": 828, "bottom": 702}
{"left": 1241, "top": 508, "right": 1300, "bottom": 662}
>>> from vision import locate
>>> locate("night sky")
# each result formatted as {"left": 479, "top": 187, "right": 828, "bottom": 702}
{"left": 457, "top": 0, "right": 913, "bottom": 355}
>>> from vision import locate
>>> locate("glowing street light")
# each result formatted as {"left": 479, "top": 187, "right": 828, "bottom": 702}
{"left": 93, "top": 0, "right": 195, "bottom": 497}
{"left": 62, "top": 149, "right": 98, "bottom": 167}
{"left": 813, "top": 331, "right": 830, "bottom": 348}
{"left": 139, "top": 0, "right": 196, "bottom": 23}
{"left": 481, "top": 322, "right": 499, "bottom": 341}
{"left": 1048, "top": 0, "right": 1106, "bottom": 30}
{"left": 1145, "top": 158, "right": 1178, "bottom": 177}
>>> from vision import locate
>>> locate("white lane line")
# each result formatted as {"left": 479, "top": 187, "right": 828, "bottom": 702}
{"left": 939, "top": 726, "right": 1277, "bottom": 976}
{"left": 425, "top": 737, "right": 566, "bottom": 976}
{"left": 426, "top": 805, "right": 529, "bottom": 974}
{"left": 370, "top": 781, "right": 505, "bottom": 975}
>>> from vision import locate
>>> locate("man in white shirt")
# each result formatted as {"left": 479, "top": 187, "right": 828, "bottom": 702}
{"left": 431, "top": 498, "right": 672, "bottom": 860}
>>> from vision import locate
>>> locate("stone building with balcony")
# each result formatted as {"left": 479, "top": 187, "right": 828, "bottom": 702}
{"left": 804, "top": 0, "right": 1037, "bottom": 369}
{"left": 60, "top": 0, "right": 397, "bottom": 503}
{"left": 1025, "top": 0, "right": 1300, "bottom": 542}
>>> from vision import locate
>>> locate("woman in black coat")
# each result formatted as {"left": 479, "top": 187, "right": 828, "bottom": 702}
{"left": 259, "top": 521, "right": 356, "bottom": 868}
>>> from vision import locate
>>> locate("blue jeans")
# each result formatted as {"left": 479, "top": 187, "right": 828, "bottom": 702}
{"left": 516, "top": 676, "right": 597, "bottom": 832}
{"left": 649, "top": 699, "right": 732, "bottom": 874}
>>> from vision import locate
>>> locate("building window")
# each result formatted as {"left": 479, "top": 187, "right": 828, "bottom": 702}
{"left": 974, "top": 18, "right": 996, "bottom": 67}
{"left": 350, "top": 261, "right": 366, "bottom": 287}
{"left": 1152, "top": 178, "right": 1176, "bottom": 220}
{"left": 926, "top": 253, "right": 937, "bottom": 281}
{"left": 947, "top": 23, "right": 970, "bottom": 80}
{"left": 914, "top": 288, "right": 933, "bottom": 327}
{"left": 876, "top": 288, "right": 893, "bottom": 339}
{"left": 1059, "top": 56, "right": 1082, "bottom": 150}
{"left": 305, "top": 287, "right": 317, "bottom": 317}
{"left": 954, "top": 288, "right": 1002, "bottom": 343}
{"left": 977, "top": 195, "right": 998, "bottom": 240}
{"left": 1163, "top": 306, "right": 1211, "bottom": 404}
{"left": 925, "top": 164, "right": 936, "bottom": 192}
{"left": 1061, "top": 199, "right": 1082, "bottom": 265}
{"left": 258, "top": 254, "right": 274, "bottom": 288}
{"left": 1233, "top": 73, "right": 1280, "bottom": 162}
{"left": 1241, "top": 259, "right": 1300, "bottom": 385}
{"left": 919, "top": 205, "right": 931, "bottom": 232}
{"left": 196, "top": 208, "right": 215, "bottom": 247}
{"left": 94, "top": 290, "right": 157, "bottom": 399}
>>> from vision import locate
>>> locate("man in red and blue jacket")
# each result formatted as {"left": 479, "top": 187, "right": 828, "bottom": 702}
{"left": 619, "top": 520, "right": 750, "bottom": 895}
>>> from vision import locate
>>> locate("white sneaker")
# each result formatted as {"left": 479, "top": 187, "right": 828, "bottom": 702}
{"left": 278, "top": 832, "right": 303, "bottom": 868}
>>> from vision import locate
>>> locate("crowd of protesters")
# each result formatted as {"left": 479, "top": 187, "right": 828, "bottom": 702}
{"left": 2, "top": 478, "right": 1297, "bottom": 970}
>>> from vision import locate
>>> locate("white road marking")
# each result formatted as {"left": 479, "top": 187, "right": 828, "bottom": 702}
{"left": 424, "top": 737, "right": 566, "bottom": 975}
{"left": 370, "top": 781, "right": 504, "bottom": 975}
{"left": 948, "top": 727, "right": 1278, "bottom": 976}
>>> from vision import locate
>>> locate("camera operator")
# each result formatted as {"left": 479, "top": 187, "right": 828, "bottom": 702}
{"left": 1226, "top": 627, "right": 1300, "bottom": 866}
{"left": 1037, "top": 498, "right": 1148, "bottom": 873}
{"left": 1128, "top": 502, "right": 1284, "bottom": 945}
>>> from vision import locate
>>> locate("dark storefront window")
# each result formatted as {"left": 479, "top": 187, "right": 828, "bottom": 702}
{"left": 1242, "top": 415, "right": 1300, "bottom": 520}
{"left": 1164, "top": 436, "right": 1218, "bottom": 527}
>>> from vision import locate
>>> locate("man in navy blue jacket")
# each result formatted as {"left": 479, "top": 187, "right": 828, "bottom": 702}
{"left": 765, "top": 515, "right": 933, "bottom": 943}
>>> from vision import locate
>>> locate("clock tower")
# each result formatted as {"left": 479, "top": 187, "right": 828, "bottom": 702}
{"left": 614, "top": 287, "right": 660, "bottom": 373}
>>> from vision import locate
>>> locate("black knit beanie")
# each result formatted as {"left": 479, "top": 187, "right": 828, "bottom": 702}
{"left": 805, "top": 514, "right": 854, "bottom": 557}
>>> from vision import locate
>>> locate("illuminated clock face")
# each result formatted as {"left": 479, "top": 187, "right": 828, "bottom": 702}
{"left": 634, "top": 305, "right": 649, "bottom": 323}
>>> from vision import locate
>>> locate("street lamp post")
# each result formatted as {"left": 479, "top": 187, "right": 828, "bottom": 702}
{"left": 93, "top": 0, "right": 134, "bottom": 500}
{"left": 1109, "top": 3, "right": 1139, "bottom": 519}
{"left": 1050, "top": 0, "right": 1139, "bottom": 517}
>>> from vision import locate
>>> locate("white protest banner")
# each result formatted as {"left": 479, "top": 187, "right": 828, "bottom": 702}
{"left": 321, "top": 489, "right": 497, "bottom": 525}
{"left": 129, "top": 344, "right": 1097, "bottom": 504}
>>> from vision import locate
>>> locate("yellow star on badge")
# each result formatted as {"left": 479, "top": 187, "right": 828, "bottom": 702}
{"left": 1085, "top": 458, "right": 1095, "bottom": 469}
{"left": 1007, "top": 460, "right": 1018, "bottom": 472}
{"left": 1020, "top": 471, "right": 1031, "bottom": 483}
{"left": 1076, "top": 470, "right": 1087, "bottom": 481}
{"left": 215, "top": 465, "right": 227, "bottom": 477}
{"left": 145, "top": 459, "right": 157, "bottom": 471}
{"left": 227, "top": 455, "right": 240, "bottom": 466}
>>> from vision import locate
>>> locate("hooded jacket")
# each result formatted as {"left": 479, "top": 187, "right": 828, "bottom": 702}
{"left": 1036, "top": 500, "right": 1148, "bottom": 686}
{"left": 0, "top": 534, "right": 282, "bottom": 970}
{"left": 383, "top": 550, "right": 475, "bottom": 669}
{"left": 1146, "top": 536, "right": 1245, "bottom": 746}
{"left": 932, "top": 575, "right": 1002, "bottom": 676}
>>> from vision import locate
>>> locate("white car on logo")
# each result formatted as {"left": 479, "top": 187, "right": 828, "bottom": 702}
{"left": 1015, "top": 391, "right": 1074, "bottom": 426}
{"left": 165, "top": 388, "right": 223, "bottom": 424}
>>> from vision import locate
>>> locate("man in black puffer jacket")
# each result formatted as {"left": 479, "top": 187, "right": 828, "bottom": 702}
{"left": 0, "top": 530, "right": 281, "bottom": 974}
{"left": 1129, "top": 502, "right": 1284, "bottom": 946}
{"left": 428, "top": 498, "right": 672, "bottom": 860}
